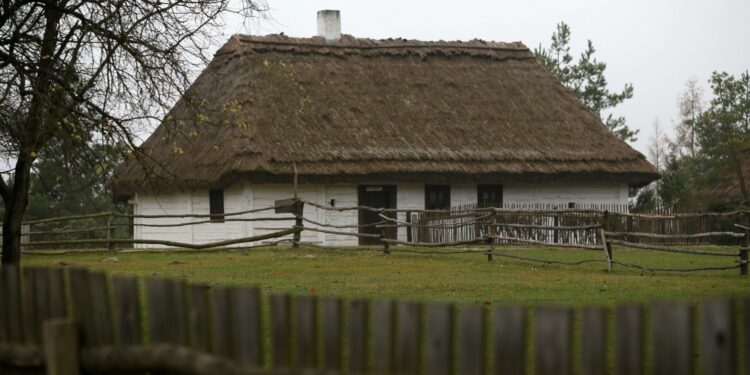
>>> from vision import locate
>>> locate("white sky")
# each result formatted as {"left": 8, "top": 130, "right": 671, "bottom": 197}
{"left": 221, "top": 0, "right": 750, "bottom": 155}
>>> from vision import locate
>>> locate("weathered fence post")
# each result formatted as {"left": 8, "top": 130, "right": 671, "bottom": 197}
{"left": 372, "top": 299, "right": 395, "bottom": 373}
{"left": 534, "top": 306, "right": 572, "bottom": 375}
{"left": 600, "top": 211, "right": 614, "bottom": 272}
{"left": 293, "top": 200, "right": 303, "bottom": 248}
{"left": 187, "top": 284, "right": 210, "bottom": 352}
{"left": 553, "top": 210, "right": 559, "bottom": 244}
{"left": 626, "top": 215, "right": 634, "bottom": 244}
{"left": 1, "top": 265, "right": 24, "bottom": 343}
{"left": 89, "top": 272, "right": 115, "bottom": 346}
{"left": 381, "top": 210, "right": 390, "bottom": 255}
{"left": 615, "top": 304, "right": 643, "bottom": 375}
{"left": 406, "top": 211, "right": 412, "bottom": 243}
{"left": 276, "top": 197, "right": 305, "bottom": 248}
{"left": 487, "top": 211, "right": 497, "bottom": 262}
{"left": 230, "top": 287, "right": 263, "bottom": 367}
{"left": 211, "top": 287, "right": 232, "bottom": 357}
{"left": 106, "top": 214, "right": 115, "bottom": 251}
{"left": 68, "top": 267, "right": 96, "bottom": 346}
{"left": 652, "top": 301, "right": 692, "bottom": 375}
{"left": 348, "top": 299, "right": 368, "bottom": 373}
{"left": 43, "top": 319, "right": 80, "bottom": 375}
{"left": 459, "top": 306, "right": 485, "bottom": 375}
{"left": 581, "top": 307, "right": 606, "bottom": 375}
{"left": 112, "top": 276, "right": 142, "bottom": 346}
{"left": 742, "top": 213, "right": 749, "bottom": 276}
{"left": 322, "top": 298, "right": 342, "bottom": 372}
{"left": 270, "top": 293, "right": 291, "bottom": 368}
{"left": 294, "top": 295, "right": 318, "bottom": 369}
{"left": 395, "top": 301, "right": 422, "bottom": 374}
{"left": 426, "top": 302, "right": 453, "bottom": 375}
{"left": 21, "top": 267, "right": 39, "bottom": 345}
{"left": 493, "top": 306, "right": 526, "bottom": 375}
{"left": 700, "top": 298, "right": 735, "bottom": 375}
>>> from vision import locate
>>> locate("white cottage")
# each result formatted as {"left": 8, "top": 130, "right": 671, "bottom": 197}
{"left": 109, "top": 11, "right": 658, "bottom": 247}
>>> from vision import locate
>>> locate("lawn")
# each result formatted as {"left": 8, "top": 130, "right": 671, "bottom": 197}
{"left": 17, "top": 245, "right": 750, "bottom": 374}
{"left": 21, "top": 244, "right": 749, "bottom": 306}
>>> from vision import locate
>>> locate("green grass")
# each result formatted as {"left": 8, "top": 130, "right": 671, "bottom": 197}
{"left": 21, "top": 245, "right": 749, "bottom": 305}
{"left": 19, "top": 245, "right": 749, "bottom": 374}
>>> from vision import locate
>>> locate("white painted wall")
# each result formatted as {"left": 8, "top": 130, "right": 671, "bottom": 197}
{"left": 133, "top": 181, "right": 628, "bottom": 247}
{"left": 504, "top": 182, "right": 628, "bottom": 206}
{"left": 452, "top": 183, "right": 477, "bottom": 207}
{"left": 133, "top": 192, "right": 192, "bottom": 248}
{"left": 323, "top": 184, "right": 359, "bottom": 245}
{"left": 190, "top": 184, "right": 245, "bottom": 245}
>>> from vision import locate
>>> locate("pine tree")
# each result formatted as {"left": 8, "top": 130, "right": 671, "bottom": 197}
{"left": 534, "top": 22, "right": 637, "bottom": 142}
{"left": 695, "top": 71, "right": 750, "bottom": 204}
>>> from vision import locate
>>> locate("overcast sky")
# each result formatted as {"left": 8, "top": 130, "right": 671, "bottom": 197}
{"left": 223, "top": 0, "right": 750, "bottom": 155}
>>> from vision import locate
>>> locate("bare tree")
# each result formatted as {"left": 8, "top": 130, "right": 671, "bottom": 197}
{"left": 648, "top": 118, "right": 667, "bottom": 172}
{"left": 0, "top": 0, "right": 266, "bottom": 264}
{"left": 674, "top": 78, "right": 705, "bottom": 157}
{"left": 646, "top": 118, "right": 668, "bottom": 207}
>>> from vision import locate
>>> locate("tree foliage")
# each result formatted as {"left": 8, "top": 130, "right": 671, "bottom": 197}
{"left": 657, "top": 155, "right": 696, "bottom": 211}
{"left": 24, "top": 142, "right": 123, "bottom": 220}
{"left": 636, "top": 72, "right": 750, "bottom": 212}
{"left": 0, "top": 0, "right": 266, "bottom": 263}
{"left": 534, "top": 22, "right": 637, "bottom": 142}
{"left": 632, "top": 184, "right": 657, "bottom": 212}
{"left": 695, "top": 71, "right": 750, "bottom": 204}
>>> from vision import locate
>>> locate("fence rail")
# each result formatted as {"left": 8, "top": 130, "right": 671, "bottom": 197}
{"left": 8, "top": 198, "right": 750, "bottom": 275}
{"left": 0, "top": 265, "right": 745, "bottom": 375}
{"left": 409, "top": 205, "right": 748, "bottom": 247}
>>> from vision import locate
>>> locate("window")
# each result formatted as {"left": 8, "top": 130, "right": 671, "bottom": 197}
{"left": 209, "top": 189, "right": 225, "bottom": 222}
{"left": 425, "top": 185, "right": 450, "bottom": 210}
{"left": 477, "top": 185, "right": 503, "bottom": 208}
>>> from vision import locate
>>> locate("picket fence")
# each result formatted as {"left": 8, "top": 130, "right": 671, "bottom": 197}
{"left": 0, "top": 265, "right": 743, "bottom": 375}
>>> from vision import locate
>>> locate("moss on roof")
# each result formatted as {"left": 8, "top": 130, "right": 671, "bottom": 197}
{"left": 110, "top": 34, "right": 658, "bottom": 199}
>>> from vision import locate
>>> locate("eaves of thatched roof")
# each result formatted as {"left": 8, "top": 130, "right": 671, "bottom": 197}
{"left": 109, "top": 34, "right": 658, "bottom": 200}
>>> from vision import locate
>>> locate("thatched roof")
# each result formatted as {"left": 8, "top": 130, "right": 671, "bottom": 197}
{"left": 110, "top": 34, "right": 658, "bottom": 199}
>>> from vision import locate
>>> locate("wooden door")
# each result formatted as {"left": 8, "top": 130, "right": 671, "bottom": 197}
{"left": 358, "top": 185, "right": 397, "bottom": 245}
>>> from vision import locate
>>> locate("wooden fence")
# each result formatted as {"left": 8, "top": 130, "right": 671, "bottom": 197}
{"left": 6, "top": 199, "right": 750, "bottom": 275}
{"left": 409, "top": 208, "right": 605, "bottom": 246}
{"left": 409, "top": 203, "right": 747, "bottom": 247}
{"left": 13, "top": 200, "right": 747, "bottom": 250}
{"left": 0, "top": 265, "right": 745, "bottom": 375}
{"left": 13, "top": 203, "right": 300, "bottom": 251}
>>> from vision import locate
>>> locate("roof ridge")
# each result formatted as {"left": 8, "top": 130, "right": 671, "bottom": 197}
{"left": 235, "top": 39, "right": 529, "bottom": 52}
{"left": 222, "top": 34, "right": 529, "bottom": 53}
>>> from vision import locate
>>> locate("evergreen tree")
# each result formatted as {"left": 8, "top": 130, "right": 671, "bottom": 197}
{"left": 658, "top": 155, "right": 695, "bottom": 210}
{"left": 535, "top": 22, "right": 637, "bottom": 142}
{"left": 695, "top": 71, "right": 750, "bottom": 204}
{"left": 24, "top": 142, "right": 123, "bottom": 220}
{"left": 632, "top": 184, "right": 657, "bottom": 212}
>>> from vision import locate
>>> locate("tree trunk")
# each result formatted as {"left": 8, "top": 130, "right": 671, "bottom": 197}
{"left": 1, "top": 4, "right": 62, "bottom": 264}
{"left": 1, "top": 155, "right": 32, "bottom": 265}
